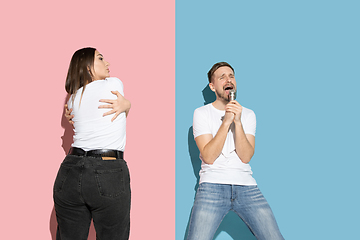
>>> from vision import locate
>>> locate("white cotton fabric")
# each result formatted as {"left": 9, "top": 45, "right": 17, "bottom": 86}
{"left": 68, "top": 77, "right": 126, "bottom": 151}
{"left": 193, "top": 103, "right": 257, "bottom": 185}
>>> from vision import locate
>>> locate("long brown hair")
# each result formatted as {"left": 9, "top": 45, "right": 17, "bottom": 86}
{"left": 65, "top": 47, "right": 96, "bottom": 105}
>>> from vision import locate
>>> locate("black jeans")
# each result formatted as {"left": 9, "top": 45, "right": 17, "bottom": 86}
{"left": 53, "top": 154, "right": 131, "bottom": 240}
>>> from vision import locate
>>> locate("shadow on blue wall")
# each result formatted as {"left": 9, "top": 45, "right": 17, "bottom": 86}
{"left": 183, "top": 85, "right": 256, "bottom": 240}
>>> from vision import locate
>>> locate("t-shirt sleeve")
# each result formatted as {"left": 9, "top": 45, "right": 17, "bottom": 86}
{"left": 67, "top": 95, "right": 74, "bottom": 109}
{"left": 109, "top": 77, "right": 124, "bottom": 96}
{"left": 243, "top": 110, "right": 256, "bottom": 136}
{"left": 193, "top": 107, "right": 211, "bottom": 138}
{"left": 67, "top": 98, "right": 72, "bottom": 109}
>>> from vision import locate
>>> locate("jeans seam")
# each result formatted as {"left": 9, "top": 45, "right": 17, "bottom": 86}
{"left": 78, "top": 166, "right": 85, "bottom": 203}
{"left": 232, "top": 209, "right": 258, "bottom": 239}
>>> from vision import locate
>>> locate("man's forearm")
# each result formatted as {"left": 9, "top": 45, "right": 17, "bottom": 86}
{"left": 199, "top": 122, "right": 231, "bottom": 164}
{"left": 234, "top": 121, "right": 254, "bottom": 163}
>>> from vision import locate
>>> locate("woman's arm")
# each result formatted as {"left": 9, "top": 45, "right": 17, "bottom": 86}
{"left": 64, "top": 90, "right": 131, "bottom": 124}
{"left": 99, "top": 90, "right": 131, "bottom": 121}
{"left": 64, "top": 104, "right": 74, "bottom": 125}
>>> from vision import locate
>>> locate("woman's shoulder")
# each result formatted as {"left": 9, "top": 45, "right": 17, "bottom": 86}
{"left": 106, "top": 77, "right": 124, "bottom": 88}
{"left": 106, "top": 77, "right": 123, "bottom": 83}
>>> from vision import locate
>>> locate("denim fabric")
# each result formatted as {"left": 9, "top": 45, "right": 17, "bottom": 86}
{"left": 187, "top": 183, "right": 284, "bottom": 240}
{"left": 53, "top": 155, "right": 131, "bottom": 240}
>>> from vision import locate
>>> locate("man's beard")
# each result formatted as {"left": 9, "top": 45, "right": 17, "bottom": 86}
{"left": 215, "top": 89, "right": 230, "bottom": 102}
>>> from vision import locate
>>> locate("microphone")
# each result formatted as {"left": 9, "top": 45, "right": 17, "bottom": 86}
{"left": 229, "top": 89, "right": 236, "bottom": 101}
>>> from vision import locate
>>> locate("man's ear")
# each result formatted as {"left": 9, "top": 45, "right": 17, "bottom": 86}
{"left": 209, "top": 82, "right": 215, "bottom": 92}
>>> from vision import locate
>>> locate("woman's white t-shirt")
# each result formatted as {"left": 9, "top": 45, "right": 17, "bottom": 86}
{"left": 68, "top": 77, "right": 126, "bottom": 151}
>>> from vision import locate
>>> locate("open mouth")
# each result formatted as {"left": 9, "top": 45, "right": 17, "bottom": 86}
{"left": 224, "top": 85, "right": 234, "bottom": 95}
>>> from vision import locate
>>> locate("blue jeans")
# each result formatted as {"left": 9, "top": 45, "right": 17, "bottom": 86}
{"left": 53, "top": 155, "right": 131, "bottom": 240}
{"left": 187, "top": 183, "right": 284, "bottom": 240}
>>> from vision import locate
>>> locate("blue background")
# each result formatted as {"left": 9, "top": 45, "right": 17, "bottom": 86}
{"left": 175, "top": 1, "right": 360, "bottom": 239}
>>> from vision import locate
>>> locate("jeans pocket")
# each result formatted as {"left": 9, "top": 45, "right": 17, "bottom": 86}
{"left": 94, "top": 168, "right": 125, "bottom": 198}
{"left": 53, "top": 165, "right": 71, "bottom": 193}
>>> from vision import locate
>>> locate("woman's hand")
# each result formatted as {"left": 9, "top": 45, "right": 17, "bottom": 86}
{"left": 64, "top": 104, "right": 74, "bottom": 125}
{"left": 99, "top": 91, "right": 131, "bottom": 121}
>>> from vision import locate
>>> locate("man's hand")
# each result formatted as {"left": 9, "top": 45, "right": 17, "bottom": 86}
{"left": 225, "top": 100, "right": 243, "bottom": 123}
{"left": 64, "top": 104, "right": 74, "bottom": 125}
{"left": 99, "top": 91, "right": 131, "bottom": 121}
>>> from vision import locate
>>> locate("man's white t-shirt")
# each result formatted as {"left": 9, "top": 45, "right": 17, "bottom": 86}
{"left": 68, "top": 77, "right": 126, "bottom": 151}
{"left": 193, "top": 103, "right": 257, "bottom": 185}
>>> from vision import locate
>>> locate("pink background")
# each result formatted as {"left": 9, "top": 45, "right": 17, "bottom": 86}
{"left": 0, "top": 0, "right": 174, "bottom": 239}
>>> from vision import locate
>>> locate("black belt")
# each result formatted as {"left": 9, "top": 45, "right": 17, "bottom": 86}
{"left": 69, "top": 147, "right": 124, "bottom": 159}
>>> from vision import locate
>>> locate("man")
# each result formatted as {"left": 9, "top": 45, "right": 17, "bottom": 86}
{"left": 187, "top": 62, "right": 284, "bottom": 240}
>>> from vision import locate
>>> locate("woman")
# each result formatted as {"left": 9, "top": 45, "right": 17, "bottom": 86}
{"left": 53, "top": 47, "right": 131, "bottom": 240}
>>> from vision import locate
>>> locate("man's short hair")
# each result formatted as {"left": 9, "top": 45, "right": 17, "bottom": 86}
{"left": 207, "top": 62, "right": 235, "bottom": 83}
